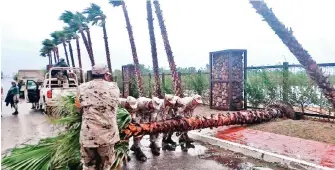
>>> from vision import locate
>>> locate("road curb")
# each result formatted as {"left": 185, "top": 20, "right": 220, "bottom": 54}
{"left": 188, "top": 131, "right": 333, "bottom": 170}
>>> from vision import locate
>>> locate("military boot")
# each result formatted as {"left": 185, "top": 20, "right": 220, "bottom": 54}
{"left": 184, "top": 133, "right": 195, "bottom": 143}
{"left": 12, "top": 111, "right": 18, "bottom": 115}
{"left": 162, "top": 139, "right": 176, "bottom": 151}
{"left": 165, "top": 137, "right": 177, "bottom": 146}
{"left": 149, "top": 142, "right": 160, "bottom": 156}
{"left": 130, "top": 145, "right": 147, "bottom": 162}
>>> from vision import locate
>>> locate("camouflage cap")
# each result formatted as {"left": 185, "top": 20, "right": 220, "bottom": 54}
{"left": 193, "top": 94, "right": 203, "bottom": 104}
{"left": 92, "top": 64, "right": 109, "bottom": 75}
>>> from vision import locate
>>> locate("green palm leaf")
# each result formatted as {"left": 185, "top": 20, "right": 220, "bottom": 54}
{"left": 2, "top": 94, "right": 131, "bottom": 170}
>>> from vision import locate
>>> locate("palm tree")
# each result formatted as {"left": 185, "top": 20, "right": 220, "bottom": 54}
{"left": 147, "top": 0, "right": 162, "bottom": 98}
{"left": 109, "top": 0, "right": 144, "bottom": 96}
{"left": 42, "top": 39, "right": 55, "bottom": 65}
{"left": 83, "top": 3, "right": 113, "bottom": 76}
{"left": 60, "top": 11, "right": 95, "bottom": 66}
{"left": 51, "top": 39, "right": 60, "bottom": 63}
{"left": 249, "top": 1, "right": 335, "bottom": 108}
{"left": 64, "top": 27, "right": 76, "bottom": 68}
{"left": 51, "top": 30, "right": 70, "bottom": 65}
{"left": 40, "top": 46, "right": 52, "bottom": 65}
{"left": 153, "top": 0, "right": 183, "bottom": 97}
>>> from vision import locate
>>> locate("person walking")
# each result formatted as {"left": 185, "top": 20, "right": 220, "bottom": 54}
{"left": 5, "top": 82, "right": 20, "bottom": 115}
{"left": 75, "top": 64, "right": 120, "bottom": 170}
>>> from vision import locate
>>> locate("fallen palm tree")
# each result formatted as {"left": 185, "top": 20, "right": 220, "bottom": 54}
{"left": 122, "top": 103, "right": 294, "bottom": 139}
{"left": 1, "top": 94, "right": 294, "bottom": 170}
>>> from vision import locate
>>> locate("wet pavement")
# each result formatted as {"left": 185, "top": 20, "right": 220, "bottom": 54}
{"left": 1, "top": 78, "right": 285, "bottom": 170}
{"left": 199, "top": 125, "right": 335, "bottom": 169}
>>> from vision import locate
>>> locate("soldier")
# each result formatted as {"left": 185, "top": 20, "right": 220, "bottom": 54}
{"left": 130, "top": 96, "right": 163, "bottom": 161}
{"left": 118, "top": 96, "right": 138, "bottom": 120}
{"left": 175, "top": 94, "right": 203, "bottom": 151}
{"left": 161, "top": 94, "right": 180, "bottom": 151}
{"left": 76, "top": 64, "right": 120, "bottom": 170}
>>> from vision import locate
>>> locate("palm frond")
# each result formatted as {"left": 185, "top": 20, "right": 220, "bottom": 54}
{"left": 2, "top": 94, "right": 131, "bottom": 170}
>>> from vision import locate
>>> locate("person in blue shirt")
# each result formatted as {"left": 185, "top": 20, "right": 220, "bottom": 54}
{"left": 5, "top": 82, "right": 20, "bottom": 115}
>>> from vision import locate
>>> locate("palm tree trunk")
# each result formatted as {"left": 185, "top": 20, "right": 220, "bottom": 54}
{"left": 147, "top": 0, "right": 162, "bottom": 98}
{"left": 121, "top": 2, "right": 144, "bottom": 97}
{"left": 53, "top": 50, "right": 57, "bottom": 64}
{"left": 122, "top": 103, "right": 294, "bottom": 139}
{"left": 48, "top": 52, "right": 52, "bottom": 65}
{"left": 76, "top": 36, "right": 83, "bottom": 83}
{"left": 153, "top": 0, "right": 183, "bottom": 97}
{"left": 86, "top": 28, "right": 94, "bottom": 59}
{"left": 62, "top": 41, "right": 70, "bottom": 65}
{"left": 249, "top": 1, "right": 335, "bottom": 108}
{"left": 68, "top": 41, "right": 76, "bottom": 68}
{"left": 55, "top": 47, "right": 60, "bottom": 62}
{"left": 102, "top": 20, "right": 113, "bottom": 77}
{"left": 79, "top": 29, "right": 95, "bottom": 66}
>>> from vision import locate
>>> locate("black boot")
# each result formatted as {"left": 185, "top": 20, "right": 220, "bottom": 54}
{"left": 149, "top": 142, "right": 160, "bottom": 156}
{"left": 165, "top": 137, "right": 177, "bottom": 146}
{"left": 184, "top": 133, "right": 195, "bottom": 143}
{"left": 162, "top": 141, "right": 176, "bottom": 151}
{"left": 179, "top": 136, "right": 188, "bottom": 152}
{"left": 127, "top": 155, "right": 131, "bottom": 161}
{"left": 130, "top": 145, "right": 147, "bottom": 162}
{"left": 186, "top": 142, "right": 195, "bottom": 149}
{"left": 12, "top": 111, "right": 18, "bottom": 115}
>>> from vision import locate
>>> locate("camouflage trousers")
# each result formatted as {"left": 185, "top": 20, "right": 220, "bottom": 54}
{"left": 80, "top": 145, "right": 115, "bottom": 170}
{"left": 132, "top": 112, "right": 159, "bottom": 147}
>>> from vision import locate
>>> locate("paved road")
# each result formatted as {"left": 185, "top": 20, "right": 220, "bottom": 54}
{"left": 1, "top": 78, "right": 284, "bottom": 170}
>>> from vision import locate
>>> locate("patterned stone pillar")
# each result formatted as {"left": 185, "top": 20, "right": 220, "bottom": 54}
{"left": 210, "top": 49, "right": 246, "bottom": 111}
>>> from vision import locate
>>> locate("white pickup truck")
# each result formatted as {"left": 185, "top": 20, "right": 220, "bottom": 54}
{"left": 26, "top": 67, "right": 84, "bottom": 114}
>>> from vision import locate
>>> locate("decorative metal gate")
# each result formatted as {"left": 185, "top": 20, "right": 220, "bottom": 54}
{"left": 122, "top": 64, "right": 135, "bottom": 98}
{"left": 209, "top": 49, "right": 247, "bottom": 111}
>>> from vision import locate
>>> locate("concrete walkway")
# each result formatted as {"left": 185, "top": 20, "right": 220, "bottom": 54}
{"left": 197, "top": 125, "right": 335, "bottom": 169}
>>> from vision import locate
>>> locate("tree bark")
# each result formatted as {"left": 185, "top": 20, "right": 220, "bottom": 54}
{"left": 62, "top": 41, "right": 70, "bottom": 65}
{"left": 86, "top": 28, "right": 94, "bottom": 60}
{"left": 147, "top": 0, "right": 162, "bottom": 98}
{"left": 249, "top": 0, "right": 335, "bottom": 109}
{"left": 122, "top": 103, "right": 294, "bottom": 139}
{"left": 68, "top": 41, "right": 75, "bottom": 68}
{"left": 121, "top": 2, "right": 144, "bottom": 97}
{"left": 79, "top": 29, "right": 95, "bottom": 66}
{"left": 48, "top": 52, "right": 52, "bottom": 65}
{"left": 55, "top": 47, "right": 60, "bottom": 62}
{"left": 53, "top": 50, "right": 57, "bottom": 64}
{"left": 153, "top": 0, "right": 183, "bottom": 97}
{"left": 76, "top": 36, "right": 83, "bottom": 83}
{"left": 102, "top": 20, "right": 113, "bottom": 77}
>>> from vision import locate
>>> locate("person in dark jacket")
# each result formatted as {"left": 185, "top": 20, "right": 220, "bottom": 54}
{"left": 5, "top": 82, "right": 20, "bottom": 115}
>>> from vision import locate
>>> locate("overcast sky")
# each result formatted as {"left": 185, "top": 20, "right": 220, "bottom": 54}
{"left": 1, "top": 0, "right": 334, "bottom": 75}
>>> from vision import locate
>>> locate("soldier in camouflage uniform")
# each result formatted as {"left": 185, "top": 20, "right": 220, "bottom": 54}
{"left": 130, "top": 96, "right": 163, "bottom": 161}
{"left": 175, "top": 94, "right": 203, "bottom": 152}
{"left": 76, "top": 64, "right": 120, "bottom": 170}
{"left": 161, "top": 94, "right": 180, "bottom": 151}
{"left": 118, "top": 96, "right": 138, "bottom": 120}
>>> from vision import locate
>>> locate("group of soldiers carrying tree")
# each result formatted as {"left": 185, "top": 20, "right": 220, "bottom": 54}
{"left": 76, "top": 64, "right": 203, "bottom": 170}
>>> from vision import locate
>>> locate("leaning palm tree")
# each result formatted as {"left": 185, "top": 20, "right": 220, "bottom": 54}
{"left": 50, "top": 36, "right": 60, "bottom": 63}
{"left": 249, "top": 0, "right": 335, "bottom": 108}
{"left": 51, "top": 30, "right": 70, "bottom": 65}
{"left": 42, "top": 39, "right": 55, "bottom": 65}
{"left": 83, "top": 3, "right": 113, "bottom": 76}
{"left": 40, "top": 46, "right": 52, "bottom": 65}
{"left": 109, "top": 0, "right": 144, "bottom": 96}
{"left": 64, "top": 27, "right": 76, "bottom": 68}
{"left": 153, "top": 0, "right": 183, "bottom": 97}
{"left": 60, "top": 11, "right": 95, "bottom": 66}
{"left": 147, "top": 0, "right": 162, "bottom": 98}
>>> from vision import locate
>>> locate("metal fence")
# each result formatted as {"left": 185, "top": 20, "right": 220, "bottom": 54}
{"left": 138, "top": 62, "right": 335, "bottom": 110}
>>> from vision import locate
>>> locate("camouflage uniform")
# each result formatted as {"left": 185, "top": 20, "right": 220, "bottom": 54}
{"left": 175, "top": 95, "right": 203, "bottom": 151}
{"left": 131, "top": 97, "right": 163, "bottom": 160}
{"left": 78, "top": 64, "right": 120, "bottom": 170}
{"left": 118, "top": 96, "right": 137, "bottom": 120}
{"left": 161, "top": 94, "right": 180, "bottom": 150}
{"left": 56, "top": 71, "right": 68, "bottom": 86}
